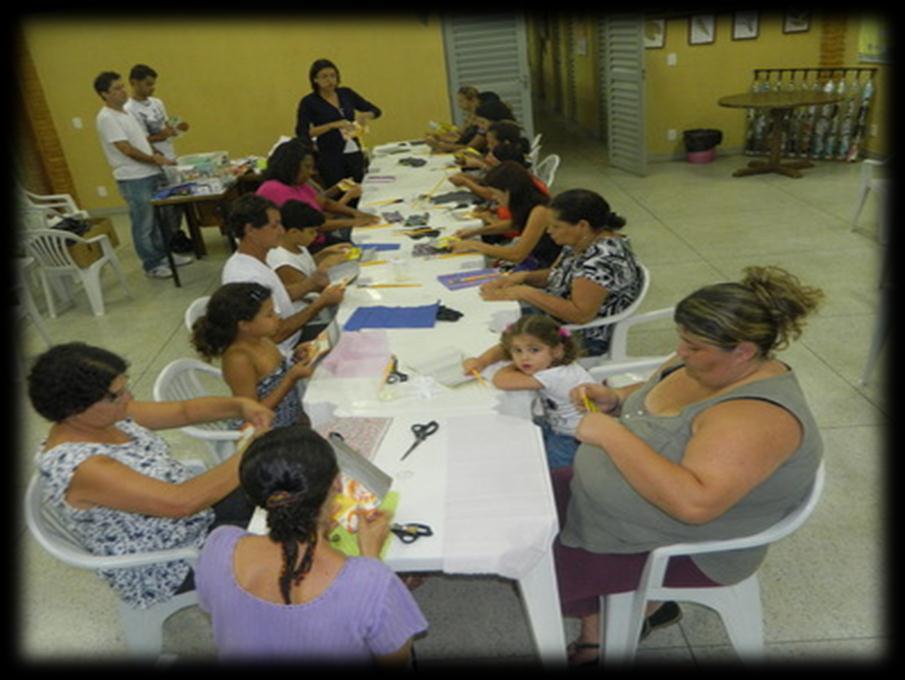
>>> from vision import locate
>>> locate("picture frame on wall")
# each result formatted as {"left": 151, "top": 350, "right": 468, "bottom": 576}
{"left": 689, "top": 14, "right": 715, "bottom": 45}
{"left": 644, "top": 18, "right": 666, "bottom": 49}
{"left": 732, "top": 11, "right": 759, "bottom": 40}
{"left": 783, "top": 10, "right": 811, "bottom": 34}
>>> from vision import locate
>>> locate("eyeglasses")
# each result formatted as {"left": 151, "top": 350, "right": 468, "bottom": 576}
{"left": 104, "top": 381, "right": 131, "bottom": 403}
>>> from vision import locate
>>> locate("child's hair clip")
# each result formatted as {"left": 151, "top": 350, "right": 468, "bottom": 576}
{"left": 557, "top": 327, "right": 572, "bottom": 338}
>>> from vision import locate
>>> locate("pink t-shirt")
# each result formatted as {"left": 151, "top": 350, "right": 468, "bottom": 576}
{"left": 255, "top": 180, "right": 321, "bottom": 210}
{"left": 256, "top": 180, "right": 326, "bottom": 248}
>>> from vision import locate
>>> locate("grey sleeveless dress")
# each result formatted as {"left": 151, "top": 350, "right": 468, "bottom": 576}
{"left": 559, "top": 362, "right": 823, "bottom": 585}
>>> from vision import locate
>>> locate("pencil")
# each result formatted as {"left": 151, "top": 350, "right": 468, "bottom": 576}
{"left": 581, "top": 390, "right": 599, "bottom": 413}
{"left": 470, "top": 369, "right": 488, "bottom": 387}
{"left": 459, "top": 272, "right": 500, "bottom": 283}
{"left": 358, "top": 283, "right": 423, "bottom": 289}
{"left": 425, "top": 173, "right": 448, "bottom": 198}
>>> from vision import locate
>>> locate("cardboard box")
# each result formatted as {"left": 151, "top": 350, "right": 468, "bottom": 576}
{"left": 68, "top": 217, "right": 119, "bottom": 268}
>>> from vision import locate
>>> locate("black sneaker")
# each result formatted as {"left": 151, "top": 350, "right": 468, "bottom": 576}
{"left": 640, "top": 601, "right": 682, "bottom": 641}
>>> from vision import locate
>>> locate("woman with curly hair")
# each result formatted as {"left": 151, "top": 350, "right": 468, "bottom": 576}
{"left": 27, "top": 342, "right": 273, "bottom": 609}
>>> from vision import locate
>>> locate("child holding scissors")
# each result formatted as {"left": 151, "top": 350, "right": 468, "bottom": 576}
{"left": 191, "top": 282, "right": 316, "bottom": 429}
{"left": 463, "top": 314, "right": 595, "bottom": 469}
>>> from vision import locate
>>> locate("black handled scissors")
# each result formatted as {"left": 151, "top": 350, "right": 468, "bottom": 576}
{"left": 391, "top": 522, "right": 434, "bottom": 544}
{"left": 385, "top": 355, "right": 409, "bottom": 384}
{"left": 400, "top": 420, "right": 439, "bottom": 461}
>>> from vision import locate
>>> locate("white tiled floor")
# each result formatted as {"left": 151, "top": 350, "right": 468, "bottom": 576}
{"left": 16, "top": 114, "right": 888, "bottom": 664}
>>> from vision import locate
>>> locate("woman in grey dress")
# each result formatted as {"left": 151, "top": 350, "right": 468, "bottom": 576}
{"left": 556, "top": 266, "right": 825, "bottom": 665}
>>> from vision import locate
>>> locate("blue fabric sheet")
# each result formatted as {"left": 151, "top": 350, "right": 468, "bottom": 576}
{"left": 343, "top": 303, "right": 439, "bottom": 332}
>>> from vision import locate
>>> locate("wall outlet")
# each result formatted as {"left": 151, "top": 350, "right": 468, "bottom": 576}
{"left": 667, "top": 129, "right": 677, "bottom": 141}
{"left": 667, "top": 52, "right": 677, "bottom": 66}
{"left": 72, "top": 117, "right": 83, "bottom": 129}
{"left": 97, "top": 186, "right": 108, "bottom": 197}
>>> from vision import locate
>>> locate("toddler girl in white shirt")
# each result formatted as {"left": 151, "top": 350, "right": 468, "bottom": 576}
{"left": 464, "top": 315, "right": 594, "bottom": 469}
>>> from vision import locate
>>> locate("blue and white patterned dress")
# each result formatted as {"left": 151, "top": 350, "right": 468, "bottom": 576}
{"left": 35, "top": 419, "right": 214, "bottom": 609}
{"left": 543, "top": 237, "right": 644, "bottom": 356}
{"left": 257, "top": 358, "right": 307, "bottom": 429}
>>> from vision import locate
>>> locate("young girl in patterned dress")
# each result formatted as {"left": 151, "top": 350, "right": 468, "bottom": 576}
{"left": 192, "top": 282, "right": 314, "bottom": 429}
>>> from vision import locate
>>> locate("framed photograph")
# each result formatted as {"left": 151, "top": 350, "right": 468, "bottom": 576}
{"left": 644, "top": 18, "right": 666, "bottom": 49}
{"left": 689, "top": 14, "right": 715, "bottom": 45}
{"left": 783, "top": 10, "right": 811, "bottom": 34}
{"left": 732, "top": 11, "right": 759, "bottom": 40}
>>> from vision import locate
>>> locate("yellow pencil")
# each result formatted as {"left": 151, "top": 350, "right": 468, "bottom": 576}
{"left": 425, "top": 173, "right": 448, "bottom": 198}
{"left": 470, "top": 369, "right": 488, "bottom": 388}
{"left": 459, "top": 272, "right": 500, "bottom": 283}
{"left": 360, "top": 260, "right": 389, "bottom": 267}
{"left": 358, "top": 283, "right": 423, "bottom": 289}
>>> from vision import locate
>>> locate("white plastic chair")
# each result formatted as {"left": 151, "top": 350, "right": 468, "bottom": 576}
{"left": 15, "top": 257, "right": 51, "bottom": 346}
{"left": 18, "top": 186, "right": 90, "bottom": 231}
{"left": 24, "top": 474, "right": 200, "bottom": 657}
{"left": 23, "top": 228, "right": 132, "bottom": 318}
{"left": 528, "top": 133, "right": 542, "bottom": 168}
{"left": 184, "top": 296, "right": 211, "bottom": 333}
{"left": 599, "top": 459, "right": 826, "bottom": 665}
{"left": 850, "top": 158, "right": 889, "bottom": 240}
{"left": 153, "top": 358, "right": 243, "bottom": 464}
{"left": 534, "top": 153, "right": 561, "bottom": 188}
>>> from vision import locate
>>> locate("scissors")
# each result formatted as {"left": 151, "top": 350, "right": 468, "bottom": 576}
{"left": 385, "top": 355, "right": 409, "bottom": 384}
{"left": 390, "top": 522, "right": 434, "bottom": 544}
{"left": 400, "top": 420, "right": 439, "bottom": 461}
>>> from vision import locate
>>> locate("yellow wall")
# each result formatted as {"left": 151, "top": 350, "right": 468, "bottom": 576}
{"left": 21, "top": 16, "right": 451, "bottom": 211}
{"left": 572, "top": 15, "right": 600, "bottom": 134}
{"left": 644, "top": 13, "right": 824, "bottom": 158}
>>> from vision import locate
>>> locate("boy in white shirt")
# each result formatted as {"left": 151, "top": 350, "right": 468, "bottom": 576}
{"left": 94, "top": 70, "right": 191, "bottom": 278}
{"left": 124, "top": 64, "right": 193, "bottom": 254}
{"left": 221, "top": 195, "right": 345, "bottom": 355}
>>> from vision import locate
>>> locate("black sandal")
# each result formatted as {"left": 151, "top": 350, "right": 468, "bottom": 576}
{"left": 567, "top": 641, "right": 600, "bottom": 667}
{"left": 640, "top": 601, "right": 682, "bottom": 640}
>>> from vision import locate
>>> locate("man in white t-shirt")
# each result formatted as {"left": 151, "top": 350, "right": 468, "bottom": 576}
{"left": 124, "top": 64, "right": 193, "bottom": 254}
{"left": 93, "top": 71, "right": 192, "bottom": 278}
{"left": 221, "top": 194, "right": 345, "bottom": 355}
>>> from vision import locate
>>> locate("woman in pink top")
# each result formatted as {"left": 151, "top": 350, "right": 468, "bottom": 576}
{"left": 256, "top": 139, "right": 380, "bottom": 246}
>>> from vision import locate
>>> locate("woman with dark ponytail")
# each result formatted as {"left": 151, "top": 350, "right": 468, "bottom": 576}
{"left": 194, "top": 425, "right": 428, "bottom": 663}
{"left": 479, "top": 188, "right": 645, "bottom": 357}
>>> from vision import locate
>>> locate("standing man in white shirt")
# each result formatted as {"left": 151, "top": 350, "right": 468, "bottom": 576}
{"left": 124, "top": 64, "right": 194, "bottom": 255}
{"left": 221, "top": 194, "right": 345, "bottom": 356}
{"left": 93, "top": 71, "right": 192, "bottom": 278}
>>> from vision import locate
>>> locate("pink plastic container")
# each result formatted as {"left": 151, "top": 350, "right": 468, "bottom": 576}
{"left": 687, "top": 148, "right": 716, "bottom": 164}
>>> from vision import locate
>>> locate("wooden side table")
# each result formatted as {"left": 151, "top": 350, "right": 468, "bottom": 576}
{"left": 718, "top": 91, "right": 843, "bottom": 178}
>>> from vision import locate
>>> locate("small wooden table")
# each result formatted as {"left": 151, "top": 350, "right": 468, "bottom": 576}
{"left": 718, "top": 90, "right": 844, "bottom": 178}
{"left": 151, "top": 181, "right": 240, "bottom": 286}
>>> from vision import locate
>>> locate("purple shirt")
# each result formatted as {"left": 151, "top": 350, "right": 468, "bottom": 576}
{"left": 196, "top": 525, "right": 428, "bottom": 662}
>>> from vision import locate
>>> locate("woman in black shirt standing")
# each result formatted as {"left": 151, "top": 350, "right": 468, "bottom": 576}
{"left": 295, "top": 59, "right": 381, "bottom": 192}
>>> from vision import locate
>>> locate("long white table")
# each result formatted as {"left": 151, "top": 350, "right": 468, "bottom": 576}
{"left": 250, "top": 142, "right": 567, "bottom": 666}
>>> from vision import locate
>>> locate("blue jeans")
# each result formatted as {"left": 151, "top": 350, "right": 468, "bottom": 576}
{"left": 535, "top": 418, "right": 580, "bottom": 470}
{"left": 117, "top": 173, "right": 168, "bottom": 272}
